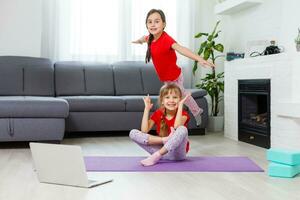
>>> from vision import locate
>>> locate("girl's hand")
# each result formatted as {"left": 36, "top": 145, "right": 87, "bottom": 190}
{"left": 170, "top": 127, "right": 175, "bottom": 134}
{"left": 132, "top": 36, "right": 146, "bottom": 45}
{"left": 198, "top": 59, "right": 215, "bottom": 68}
{"left": 132, "top": 40, "right": 143, "bottom": 44}
{"left": 143, "top": 94, "right": 153, "bottom": 111}
{"left": 179, "top": 93, "right": 191, "bottom": 106}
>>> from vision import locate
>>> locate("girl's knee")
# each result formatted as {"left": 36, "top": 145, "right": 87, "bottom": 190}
{"left": 129, "top": 129, "right": 139, "bottom": 139}
{"left": 176, "top": 126, "right": 188, "bottom": 136}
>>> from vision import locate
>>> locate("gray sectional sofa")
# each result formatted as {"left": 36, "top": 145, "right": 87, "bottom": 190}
{"left": 0, "top": 56, "right": 208, "bottom": 142}
{"left": 0, "top": 56, "right": 69, "bottom": 142}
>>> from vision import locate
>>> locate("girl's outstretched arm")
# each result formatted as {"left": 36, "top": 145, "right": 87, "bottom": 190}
{"left": 132, "top": 36, "right": 147, "bottom": 44}
{"left": 172, "top": 43, "right": 215, "bottom": 68}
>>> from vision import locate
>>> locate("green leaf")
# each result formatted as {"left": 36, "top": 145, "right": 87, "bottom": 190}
{"left": 193, "top": 20, "right": 224, "bottom": 116}
{"left": 219, "top": 84, "right": 224, "bottom": 92}
{"left": 208, "top": 35, "right": 213, "bottom": 41}
{"left": 211, "top": 20, "right": 220, "bottom": 36}
{"left": 207, "top": 41, "right": 214, "bottom": 49}
{"left": 216, "top": 72, "right": 224, "bottom": 78}
{"left": 203, "top": 48, "right": 211, "bottom": 60}
{"left": 192, "top": 61, "right": 198, "bottom": 75}
{"left": 196, "top": 41, "right": 207, "bottom": 56}
{"left": 213, "top": 30, "right": 221, "bottom": 39}
{"left": 213, "top": 44, "right": 224, "bottom": 52}
{"left": 195, "top": 32, "right": 209, "bottom": 38}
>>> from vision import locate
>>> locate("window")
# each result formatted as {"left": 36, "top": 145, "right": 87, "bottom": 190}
{"left": 70, "top": 0, "right": 120, "bottom": 57}
{"left": 42, "top": 0, "right": 197, "bottom": 63}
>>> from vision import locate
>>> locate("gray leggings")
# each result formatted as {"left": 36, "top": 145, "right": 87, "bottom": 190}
{"left": 129, "top": 126, "right": 188, "bottom": 160}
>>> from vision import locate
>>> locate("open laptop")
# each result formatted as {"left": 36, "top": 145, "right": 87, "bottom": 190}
{"left": 30, "top": 142, "right": 113, "bottom": 188}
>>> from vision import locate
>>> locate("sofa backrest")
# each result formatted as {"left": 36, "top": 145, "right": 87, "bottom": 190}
{"left": 0, "top": 56, "right": 54, "bottom": 96}
{"left": 55, "top": 61, "right": 162, "bottom": 96}
{"left": 55, "top": 61, "right": 114, "bottom": 96}
{"left": 113, "top": 61, "right": 162, "bottom": 95}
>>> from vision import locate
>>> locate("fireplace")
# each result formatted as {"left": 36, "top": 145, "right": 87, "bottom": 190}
{"left": 238, "top": 79, "right": 270, "bottom": 148}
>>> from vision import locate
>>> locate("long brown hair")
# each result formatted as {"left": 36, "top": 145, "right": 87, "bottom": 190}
{"left": 145, "top": 9, "right": 166, "bottom": 63}
{"left": 158, "top": 84, "right": 182, "bottom": 137}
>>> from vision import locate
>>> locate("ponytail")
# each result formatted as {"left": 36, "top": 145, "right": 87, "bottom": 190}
{"left": 159, "top": 109, "right": 168, "bottom": 137}
{"left": 145, "top": 34, "right": 154, "bottom": 63}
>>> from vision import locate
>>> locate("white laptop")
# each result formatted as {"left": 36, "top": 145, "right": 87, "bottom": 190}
{"left": 30, "top": 142, "right": 113, "bottom": 188}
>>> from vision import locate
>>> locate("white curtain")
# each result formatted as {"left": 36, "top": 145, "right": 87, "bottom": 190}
{"left": 41, "top": 0, "right": 200, "bottom": 86}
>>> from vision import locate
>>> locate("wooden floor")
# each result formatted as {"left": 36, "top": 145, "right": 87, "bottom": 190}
{"left": 0, "top": 132, "right": 299, "bottom": 200}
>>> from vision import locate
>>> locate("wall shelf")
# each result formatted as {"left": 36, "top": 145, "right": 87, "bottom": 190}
{"left": 214, "top": 0, "right": 262, "bottom": 15}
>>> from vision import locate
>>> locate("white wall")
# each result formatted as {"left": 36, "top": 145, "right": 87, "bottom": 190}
{"left": 220, "top": 0, "right": 300, "bottom": 55}
{"left": 192, "top": 0, "right": 225, "bottom": 116}
{"left": 193, "top": 0, "right": 220, "bottom": 85}
{"left": 279, "top": 0, "right": 300, "bottom": 53}
{"left": 0, "top": 0, "right": 42, "bottom": 57}
{"left": 203, "top": 0, "right": 300, "bottom": 116}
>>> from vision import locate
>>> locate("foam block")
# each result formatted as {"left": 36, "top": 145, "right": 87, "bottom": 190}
{"left": 268, "top": 162, "right": 300, "bottom": 178}
{"left": 267, "top": 148, "right": 300, "bottom": 165}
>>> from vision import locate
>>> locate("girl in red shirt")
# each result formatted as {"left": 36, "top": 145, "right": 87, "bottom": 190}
{"left": 133, "top": 9, "right": 214, "bottom": 126}
{"left": 129, "top": 83, "right": 191, "bottom": 166}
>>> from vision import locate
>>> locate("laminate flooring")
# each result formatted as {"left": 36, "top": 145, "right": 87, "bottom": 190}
{"left": 0, "top": 132, "right": 299, "bottom": 200}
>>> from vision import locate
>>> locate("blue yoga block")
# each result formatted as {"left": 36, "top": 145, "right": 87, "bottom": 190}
{"left": 267, "top": 148, "right": 300, "bottom": 165}
{"left": 268, "top": 162, "right": 300, "bottom": 178}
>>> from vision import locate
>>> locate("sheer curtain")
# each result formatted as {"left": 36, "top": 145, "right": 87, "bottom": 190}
{"left": 41, "top": 0, "right": 200, "bottom": 86}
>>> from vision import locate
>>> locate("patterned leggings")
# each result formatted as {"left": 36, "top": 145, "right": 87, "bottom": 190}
{"left": 129, "top": 126, "right": 188, "bottom": 160}
{"left": 165, "top": 72, "right": 203, "bottom": 117}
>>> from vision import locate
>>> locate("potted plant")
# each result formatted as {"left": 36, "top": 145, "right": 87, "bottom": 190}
{"left": 295, "top": 28, "right": 300, "bottom": 52}
{"left": 193, "top": 20, "right": 224, "bottom": 132}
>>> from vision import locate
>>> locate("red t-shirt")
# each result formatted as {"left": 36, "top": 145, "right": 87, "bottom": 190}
{"left": 146, "top": 32, "right": 181, "bottom": 81}
{"left": 150, "top": 109, "right": 190, "bottom": 152}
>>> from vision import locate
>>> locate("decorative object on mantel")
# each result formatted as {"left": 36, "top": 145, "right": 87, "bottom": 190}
{"left": 295, "top": 28, "right": 300, "bottom": 52}
{"left": 214, "top": 0, "right": 262, "bottom": 15}
{"left": 249, "top": 40, "right": 284, "bottom": 57}
{"left": 193, "top": 21, "right": 224, "bottom": 132}
{"left": 245, "top": 40, "right": 269, "bottom": 58}
{"left": 263, "top": 40, "right": 283, "bottom": 55}
{"left": 226, "top": 52, "right": 245, "bottom": 61}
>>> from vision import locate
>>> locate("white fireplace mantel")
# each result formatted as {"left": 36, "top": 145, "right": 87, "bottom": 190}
{"left": 224, "top": 52, "right": 300, "bottom": 149}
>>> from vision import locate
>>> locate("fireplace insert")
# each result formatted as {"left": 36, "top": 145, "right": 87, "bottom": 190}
{"left": 238, "top": 79, "right": 270, "bottom": 148}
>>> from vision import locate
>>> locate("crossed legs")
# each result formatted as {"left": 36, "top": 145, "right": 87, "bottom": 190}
{"left": 129, "top": 126, "right": 188, "bottom": 166}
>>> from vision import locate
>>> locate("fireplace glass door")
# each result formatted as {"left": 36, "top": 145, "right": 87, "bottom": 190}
{"left": 238, "top": 79, "right": 270, "bottom": 148}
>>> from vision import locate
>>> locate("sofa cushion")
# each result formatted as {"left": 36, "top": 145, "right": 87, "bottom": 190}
{"left": 140, "top": 64, "right": 163, "bottom": 95}
{"left": 113, "top": 61, "right": 144, "bottom": 95}
{"left": 58, "top": 96, "right": 125, "bottom": 112}
{"left": 0, "top": 56, "right": 54, "bottom": 96}
{"left": 55, "top": 61, "right": 114, "bottom": 96}
{"left": 0, "top": 96, "right": 68, "bottom": 118}
{"left": 124, "top": 96, "right": 159, "bottom": 112}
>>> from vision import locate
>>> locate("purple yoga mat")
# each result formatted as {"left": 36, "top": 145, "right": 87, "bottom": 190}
{"left": 84, "top": 156, "right": 264, "bottom": 172}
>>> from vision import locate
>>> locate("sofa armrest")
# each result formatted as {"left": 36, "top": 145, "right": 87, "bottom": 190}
{"left": 187, "top": 89, "right": 207, "bottom": 98}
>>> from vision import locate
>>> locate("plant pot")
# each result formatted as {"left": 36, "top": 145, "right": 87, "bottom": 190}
{"left": 296, "top": 43, "right": 300, "bottom": 52}
{"left": 207, "top": 116, "right": 224, "bottom": 132}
